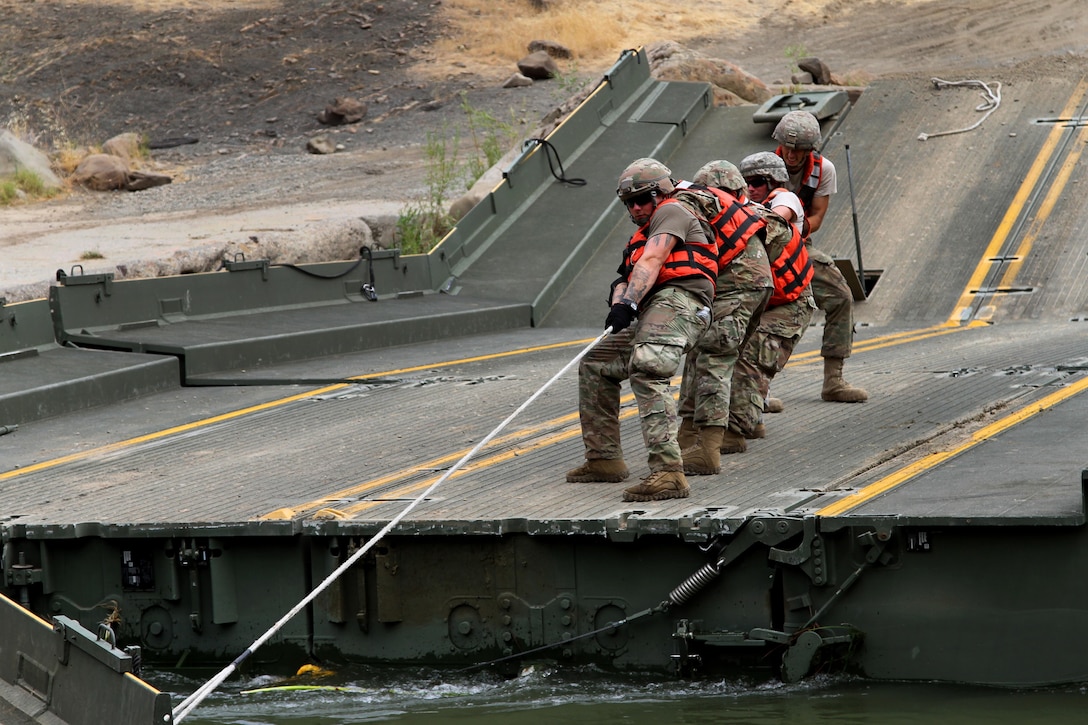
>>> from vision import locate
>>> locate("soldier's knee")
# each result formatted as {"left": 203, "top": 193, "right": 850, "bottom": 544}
{"left": 631, "top": 343, "right": 682, "bottom": 378}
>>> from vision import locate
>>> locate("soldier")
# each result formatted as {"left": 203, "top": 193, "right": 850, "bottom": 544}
{"left": 566, "top": 158, "right": 714, "bottom": 502}
{"left": 675, "top": 162, "right": 771, "bottom": 475}
{"left": 720, "top": 152, "right": 816, "bottom": 453}
{"left": 766, "top": 109, "right": 868, "bottom": 411}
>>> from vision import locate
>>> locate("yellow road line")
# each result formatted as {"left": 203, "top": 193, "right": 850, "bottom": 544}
{"left": 816, "top": 373, "right": 1088, "bottom": 517}
{"left": 997, "top": 120, "right": 1088, "bottom": 289}
{"left": 785, "top": 321, "right": 983, "bottom": 365}
{"left": 946, "top": 77, "right": 1088, "bottom": 326}
{"left": 0, "top": 338, "right": 595, "bottom": 482}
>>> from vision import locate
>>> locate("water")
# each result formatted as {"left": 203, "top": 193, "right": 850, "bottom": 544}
{"left": 150, "top": 665, "right": 1088, "bottom": 725}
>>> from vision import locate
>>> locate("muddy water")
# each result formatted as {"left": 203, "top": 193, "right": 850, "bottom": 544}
{"left": 151, "top": 666, "right": 1088, "bottom": 724}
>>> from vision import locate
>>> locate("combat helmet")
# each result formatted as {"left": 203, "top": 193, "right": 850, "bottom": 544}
{"left": 739, "top": 152, "right": 789, "bottom": 184}
{"left": 616, "top": 158, "right": 675, "bottom": 201}
{"left": 772, "top": 110, "right": 822, "bottom": 150}
{"left": 693, "top": 160, "right": 745, "bottom": 195}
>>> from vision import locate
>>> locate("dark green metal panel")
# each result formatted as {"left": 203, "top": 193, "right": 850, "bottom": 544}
{"left": 0, "top": 298, "right": 179, "bottom": 425}
{"left": 0, "top": 594, "right": 172, "bottom": 725}
{"left": 49, "top": 264, "right": 532, "bottom": 377}
{"left": 0, "top": 297, "right": 53, "bottom": 353}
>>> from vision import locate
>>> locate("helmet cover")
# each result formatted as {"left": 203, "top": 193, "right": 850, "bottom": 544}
{"left": 693, "top": 160, "right": 745, "bottom": 194}
{"left": 739, "top": 151, "right": 789, "bottom": 184}
{"left": 616, "top": 157, "right": 675, "bottom": 200}
{"left": 772, "top": 110, "right": 822, "bottom": 150}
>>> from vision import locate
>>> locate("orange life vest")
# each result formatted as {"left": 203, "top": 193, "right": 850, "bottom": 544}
{"left": 760, "top": 194, "right": 813, "bottom": 306}
{"left": 680, "top": 183, "right": 766, "bottom": 269}
{"left": 618, "top": 198, "right": 718, "bottom": 296}
{"left": 775, "top": 147, "right": 824, "bottom": 213}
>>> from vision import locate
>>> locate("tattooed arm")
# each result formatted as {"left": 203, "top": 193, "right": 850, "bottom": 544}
{"left": 619, "top": 232, "right": 678, "bottom": 306}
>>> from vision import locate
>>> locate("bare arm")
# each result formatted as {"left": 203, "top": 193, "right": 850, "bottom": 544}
{"left": 769, "top": 201, "right": 797, "bottom": 226}
{"left": 805, "top": 194, "right": 830, "bottom": 234}
{"left": 620, "top": 233, "right": 677, "bottom": 305}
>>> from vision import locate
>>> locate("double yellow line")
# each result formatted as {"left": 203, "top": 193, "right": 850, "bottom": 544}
{"left": 947, "top": 77, "right": 1088, "bottom": 325}
{"left": 817, "top": 76, "right": 1088, "bottom": 516}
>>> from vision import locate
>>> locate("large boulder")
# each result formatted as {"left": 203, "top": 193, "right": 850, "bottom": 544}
{"left": 71, "top": 153, "right": 171, "bottom": 192}
{"left": 647, "top": 41, "right": 773, "bottom": 105}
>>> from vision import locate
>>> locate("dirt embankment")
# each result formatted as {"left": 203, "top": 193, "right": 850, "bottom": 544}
{"left": 2, "top": 0, "right": 1086, "bottom": 301}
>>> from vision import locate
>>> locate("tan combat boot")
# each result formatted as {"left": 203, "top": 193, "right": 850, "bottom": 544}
{"left": 821, "top": 357, "right": 869, "bottom": 403}
{"left": 720, "top": 427, "right": 748, "bottom": 454}
{"left": 622, "top": 470, "right": 690, "bottom": 502}
{"left": 745, "top": 423, "right": 766, "bottom": 440}
{"left": 677, "top": 417, "right": 698, "bottom": 450}
{"left": 565, "top": 458, "right": 630, "bottom": 482}
{"left": 764, "top": 397, "right": 785, "bottom": 413}
{"left": 682, "top": 426, "right": 725, "bottom": 475}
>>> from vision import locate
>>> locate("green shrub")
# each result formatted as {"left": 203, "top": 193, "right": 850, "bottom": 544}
{"left": 0, "top": 168, "right": 60, "bottom": 205}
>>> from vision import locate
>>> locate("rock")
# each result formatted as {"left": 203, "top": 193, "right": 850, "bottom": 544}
{"left": 0, "top": 130, "right": 63, "bottom": 190}
{"left": 70, "top": 153, "right": 170, "bottom": 191}
{"left": 647, "top": 41, "right": 773, "bottom": 105}
{"left": 306, "top": 136, "right": 337, "bottom": 154}
{"left": 359, "top": 214, "right": 399, "bottom": 249}
{"left": 70, "top": 154, "right": 131, "bottom": 191}
{"left": 503, "top": 72, "right": 534, "bottom": 88}
{"left": 516, "top": 50, "right": 558, "bottom": 80}
{"left": 317, "top": 97, "right": 367, "bottom": 125}
{"left": 527, "top": 39, "right": 572, "bottom": 60}
{"left": 798, "top": 57, "right": 832, "bottom": 85}
{"left": 102, "top": 132, "right": 143, "bottom": 160}
{"left": 125, "top": 171, "right": 172, "bottom": 191}
{"left": 791, "top": 71, "right": 815, "bottom": 85}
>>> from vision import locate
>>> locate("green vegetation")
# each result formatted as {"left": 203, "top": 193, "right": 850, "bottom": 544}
{"left": 784, "top": 44, "right": 809, "bottom": 92}
{"left": 553, "top": 61, "right": 589, "bottom": 100}
{"left": 0, "top": 168, "right": 59, "bottom": 205}
{"left": 395, "top": 129, "right": 461, "bottom": 255}
{"left": 395, "top": 97, "right": 521, "bottom": 254}
{"left": 80, "top": 250, "right": 105, "bottom": 260}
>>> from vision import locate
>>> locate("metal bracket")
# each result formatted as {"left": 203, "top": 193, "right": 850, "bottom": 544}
{"left": 779, "top": 625, "right": 863, "bottom": 683}
{"left": 56, "top": 267, "right": 114, "bottom": 296}
{"left": 221, "top": 255, "right": 270, "bottom": 281}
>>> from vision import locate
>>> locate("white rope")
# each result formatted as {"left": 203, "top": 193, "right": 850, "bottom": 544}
{"left": 171, "top": 328, "right": 611, "bottom": 723}
{"left": 918, "top": 77, "right": 1002, "bottom": 141}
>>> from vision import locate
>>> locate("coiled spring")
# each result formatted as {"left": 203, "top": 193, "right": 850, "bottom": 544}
{"left": 666, "top": 561, "right": 722, "bottom": 608}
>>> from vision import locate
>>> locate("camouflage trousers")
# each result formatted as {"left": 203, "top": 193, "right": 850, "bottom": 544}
{"left": 809, "top": 247, "right": 855, "bottom": 359}
{"left": 678, "top": 285, "right": 770, "bottom": 428}
{"left": 728, "top": 293, "right": 815, "bottom": 435}
{"left": 578, "top": 287, "right": 710, "bottom": 472}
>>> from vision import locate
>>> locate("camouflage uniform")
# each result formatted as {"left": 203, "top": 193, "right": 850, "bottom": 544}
{"left": 578, "top": 286, "right": 709, "bottom": 471}
{"left": 807, "top": 246, "right": 854, "bottom": 359}
{"left": 678, "top": 238, "right": 771, "bottom": 428}
{"left": 728, "top": 207, "right": 815, "bottom": 436}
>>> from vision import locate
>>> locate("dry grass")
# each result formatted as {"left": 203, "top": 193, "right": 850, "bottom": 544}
{"left": 429, "top": 0, "right": 796, "bottom": 74}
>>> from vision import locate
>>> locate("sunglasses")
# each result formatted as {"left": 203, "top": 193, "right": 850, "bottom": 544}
{"left": 623, "top": 191, "right": 656, "bottom": 209}
{"left": 745, "top": 177, "right": 770, "bottom": 188}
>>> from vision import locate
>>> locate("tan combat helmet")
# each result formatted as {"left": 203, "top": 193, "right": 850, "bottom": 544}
{"left": 739, "top": 152, "right": 789, "bottom": 184}
{"left": 693, "top": 160, "right": 745, "bottom": 195}
{"left": 772, "top": 110, "right": 822, "bottom": 150}
{"left": 616, "top": 158, "right": 675, "bottom": 201}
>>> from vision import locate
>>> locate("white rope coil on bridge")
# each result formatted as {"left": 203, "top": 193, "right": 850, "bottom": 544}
{"left": 918, "top": 77, "right": 1002, "bottom": 141}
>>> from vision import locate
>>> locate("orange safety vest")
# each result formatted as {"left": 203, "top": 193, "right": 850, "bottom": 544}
{"left": 775, "top": 147, "right": 824, "bottom": 213}
{"left": 760, "top": 192, "right": 813, "bottom": 306}
{"left": 618, "top": 198, "right": 718, "bottom": 296}
{"left": 683, "top": 183, "right": 766, "bottom": 269}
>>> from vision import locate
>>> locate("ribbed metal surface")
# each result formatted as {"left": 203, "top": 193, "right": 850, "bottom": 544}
{"left": 3, "top": 317, "right": 1085, "bottom": 540}
{"left": 5, "top": 64, "right": 1088, "bottom": 545}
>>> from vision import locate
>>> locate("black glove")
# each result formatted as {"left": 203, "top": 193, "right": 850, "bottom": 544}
{"left": 605, "top": 301, "right": 637, "bottom": 333}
